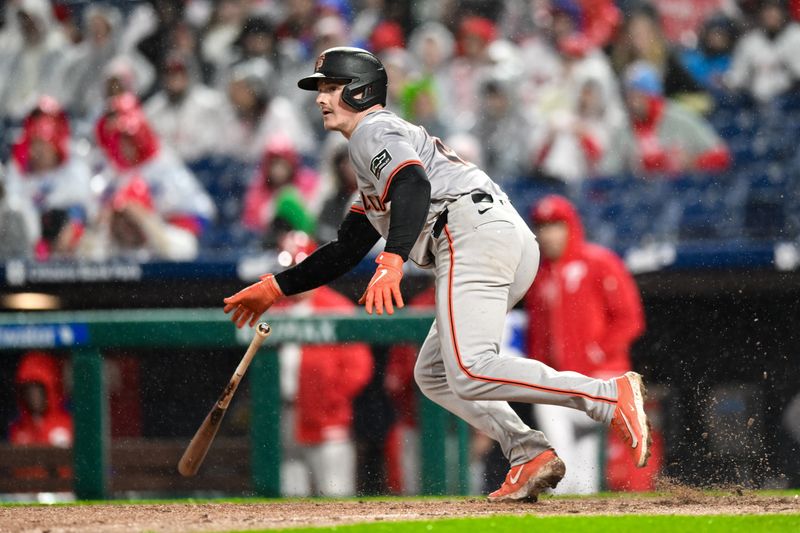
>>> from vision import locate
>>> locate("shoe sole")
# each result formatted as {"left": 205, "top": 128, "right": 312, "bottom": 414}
{"left": 487, "top": 457, "right": 566, "bottom": 503}
{"left": 625, "top": 371, "right": 653, "bottom": 468}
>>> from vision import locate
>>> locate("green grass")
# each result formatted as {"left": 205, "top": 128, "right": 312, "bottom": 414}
{"left": 226, "top": 514, "right": 800, "bottom": 533}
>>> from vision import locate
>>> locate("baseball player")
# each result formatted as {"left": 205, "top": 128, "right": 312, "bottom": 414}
{"left": 224, "top": 47, "right": 651, "bottom": 501}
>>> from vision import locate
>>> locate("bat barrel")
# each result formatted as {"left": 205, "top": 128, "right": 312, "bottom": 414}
{"left": 177, "top": 322, "right": 271, "bottom": 477}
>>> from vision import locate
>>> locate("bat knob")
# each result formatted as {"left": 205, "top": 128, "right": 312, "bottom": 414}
{"left": 257, "top": 322, "right": 271, "bottom": 336}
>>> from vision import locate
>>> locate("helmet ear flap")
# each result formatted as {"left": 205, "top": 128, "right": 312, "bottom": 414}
{"left": 342, "top": 75, "right": 387, "bottom": 111}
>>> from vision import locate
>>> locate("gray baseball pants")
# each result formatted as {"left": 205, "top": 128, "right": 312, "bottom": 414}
{"left": 414, "top": 193, "right": 620, "bottom": 467}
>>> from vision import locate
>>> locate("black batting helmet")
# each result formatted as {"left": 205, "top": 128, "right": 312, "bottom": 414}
{"left": 297, "top": 47, "right": 388, "bottom": 111}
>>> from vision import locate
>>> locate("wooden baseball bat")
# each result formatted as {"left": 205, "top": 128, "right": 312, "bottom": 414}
{"left": 178, "top": 322, "right": 272, "bottom": 477}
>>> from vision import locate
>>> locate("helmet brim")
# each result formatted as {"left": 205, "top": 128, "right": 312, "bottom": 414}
{"left": 297, "top": 73, "right": 352, "bottom": 90}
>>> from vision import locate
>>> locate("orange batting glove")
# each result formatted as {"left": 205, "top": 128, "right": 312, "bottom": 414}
{"left": 359, "top": 252, "right": 405, "bottom": 315}
{"left": 223, "top": 274, "right": 284, "bottom": 328}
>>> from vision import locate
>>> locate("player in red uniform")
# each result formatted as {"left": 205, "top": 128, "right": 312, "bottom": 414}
{"left": 272, "top": 232, "right": 373, "bottom": 496}
{"left": 526, "top": 195, "right": 646, "bottom": 493}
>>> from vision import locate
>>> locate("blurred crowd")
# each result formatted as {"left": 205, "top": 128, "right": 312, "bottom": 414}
{"left": 1, "top": 0, "right": 799, "bottom": 262}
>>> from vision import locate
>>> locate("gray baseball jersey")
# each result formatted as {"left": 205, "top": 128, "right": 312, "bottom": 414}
{"left": 347, "top": 108, "right": 622, "bottom": 469}
{"left": 347, "top": 109, "right": 504, "bottom": 267}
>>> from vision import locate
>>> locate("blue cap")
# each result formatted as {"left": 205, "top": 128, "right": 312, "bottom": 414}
{"left": 624, "top": 61, "right": 663, "bottom": 97}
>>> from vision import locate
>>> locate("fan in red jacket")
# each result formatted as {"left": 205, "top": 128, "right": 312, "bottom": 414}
{"left": 9, "top": 351, "right": 74, "bottom": 481}
{"left": 7, "top": 96, "right": 93, "bottom": 260}
{"left": 524, "top": 195, "right": 659, "bottom": 493}
{"left": 9, "top": 351, "right": 73, "bottom": 448}
{"left": 272, "top": 231, "right": 373, "bottom": 497}
{"left": 95, "top": 93, "right": 216, "bottom": 237}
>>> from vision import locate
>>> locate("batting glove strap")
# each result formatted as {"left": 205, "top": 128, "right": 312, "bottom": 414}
{"left": 375, "top": 252, "right": 404, "bottom": 272}
{"left": 258, "top": 273, "right": 285, "bottom": 299}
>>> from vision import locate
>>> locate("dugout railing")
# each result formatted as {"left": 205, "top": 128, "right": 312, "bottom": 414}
{"left": 0, "top": 309, "right": 470, "bottom": 500}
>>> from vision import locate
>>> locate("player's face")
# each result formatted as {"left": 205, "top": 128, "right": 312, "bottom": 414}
{"left": 316, "top": 80, "right": 360, "bottom": 137}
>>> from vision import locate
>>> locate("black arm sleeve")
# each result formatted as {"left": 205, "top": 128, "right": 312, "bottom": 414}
{"left": 383, "top": 164, "right": 431, "bottom": 261}
{"left": 274, "top": 211, "right": 381, "bottom": 296}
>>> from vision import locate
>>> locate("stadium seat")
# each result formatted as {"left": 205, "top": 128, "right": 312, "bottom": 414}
{"left": 503, "top": 176, "right": 566, "bottom": 220}
{"left": 709, "top": 108, "right": 736, "bottom": 139}
{"left": 741, "top": 166, "right": 789, "bottom": 240}
{"left": 743, "top": 197, "right": 786, "bottom": 240}
{"left": 733, "top": 109, "right": 758, "bottom": 137}
{"left": 727, "top": 134, "right": 754, "bottom": 164}
{"left": 188, "top": 157, "right": 257, "bottom": 252}
{"left": 678, "top": 197, "right": 728, "bottom": 241}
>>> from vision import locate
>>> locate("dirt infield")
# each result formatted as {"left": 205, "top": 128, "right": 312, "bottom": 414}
{"left": 2, "top": 492, "right": 799, "bottom": 533}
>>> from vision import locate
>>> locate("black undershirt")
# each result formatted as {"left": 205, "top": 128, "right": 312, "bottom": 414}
{"left": 384, "top": 164, "right": 431, "bottom": 258}
{"left": 275, "top": 164, "right": 431, "bottom": 296}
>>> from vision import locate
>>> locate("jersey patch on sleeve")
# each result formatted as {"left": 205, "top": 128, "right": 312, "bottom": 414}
{"left": 370, "top": 149, "right": 392, "bottom": 179}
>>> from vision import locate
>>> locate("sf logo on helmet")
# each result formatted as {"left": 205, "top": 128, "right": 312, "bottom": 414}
{"left": 315, "top": 54, "right": 326, "bottom": 72}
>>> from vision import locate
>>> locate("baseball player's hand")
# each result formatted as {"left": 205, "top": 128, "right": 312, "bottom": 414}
{"left": 223, "top": 274, "right": 284, "bottom": 328}
{"left": 359, "top": 252, "right": 405, "bottom": 315}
